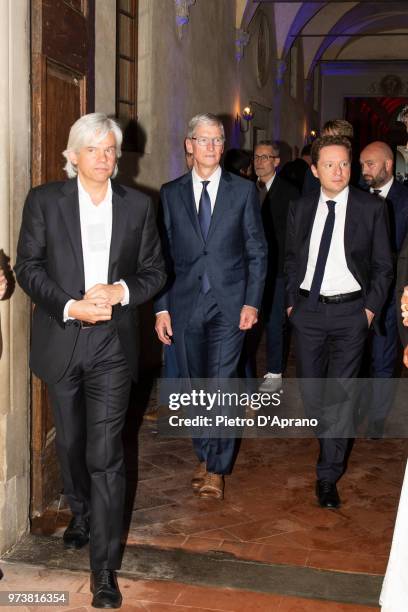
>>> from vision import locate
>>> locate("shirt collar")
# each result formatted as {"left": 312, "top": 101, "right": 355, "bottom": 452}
{"left": 257, "top": 173, "right": 276, "bottom": 192}
{"left": 370, "top": 177, "right": 394, "bottom": 199}
{"left": 192, "top": 165, "right": 222, "bottom": 186}
{"left": 320, "top": 185, "right": 349, "bottom": 206}
{"left": 77, "top": 176, "right": 112, "bottom": 205}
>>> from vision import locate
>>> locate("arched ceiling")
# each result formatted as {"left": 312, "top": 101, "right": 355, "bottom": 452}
{"left": 238, "top": 1, "right": 408, "bottom": 77}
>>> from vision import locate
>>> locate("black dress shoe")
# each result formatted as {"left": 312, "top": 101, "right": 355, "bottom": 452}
{"left": 90, "top": 570, "right": 122, "bottom": 609}
{"left": 63, "top": 516, "right": 89, "bottom": 549}
{"left": 316, "top": 480, "right": 341, "bottom": 509}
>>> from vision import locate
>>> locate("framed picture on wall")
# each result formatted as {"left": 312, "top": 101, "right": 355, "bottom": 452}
{"left": 253, "top": 128, "right": 267, "bottom": 147}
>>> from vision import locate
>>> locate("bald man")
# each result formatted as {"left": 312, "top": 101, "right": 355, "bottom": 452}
{"left": 360, "top": 141, "right": 408, "bottom": 434}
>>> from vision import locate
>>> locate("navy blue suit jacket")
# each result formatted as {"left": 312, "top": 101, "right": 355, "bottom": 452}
{"left": 385, "top": 179, "right": 408, "bottom": 255}
{"left": 154, "top": 170, "right": 267, "bottom": 333}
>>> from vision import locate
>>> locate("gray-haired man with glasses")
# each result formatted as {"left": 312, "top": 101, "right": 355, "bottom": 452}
{"left": 155, "top": 113, "right": 267, "bottom": 500}
{"left": 254, "top": 140, "right": 300, "bottom": 393}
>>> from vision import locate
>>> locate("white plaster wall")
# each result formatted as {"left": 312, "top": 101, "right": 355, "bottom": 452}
{"left": 337, "top": 34, "right": 408, "bottom": 62}
{"left": 95, "top": 0, "right": 116, "bottom": 115}
{"left": 134, "top": 0, "right": 312, "bottom": 194}
{"left": 136, "top": 0, "right": 237, "bottom": 191}
{"left": 0, "top": 0, "right": 31, "bottom": 555}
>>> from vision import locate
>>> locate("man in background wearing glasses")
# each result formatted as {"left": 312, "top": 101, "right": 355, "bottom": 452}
{"left": 254, "top": 140, "right": 299, "bottom": 393}
{"left": 155, "top": 113, "right": 267, "bottom": 501}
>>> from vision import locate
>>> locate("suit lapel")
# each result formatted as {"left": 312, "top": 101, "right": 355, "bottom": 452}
{"left": 344, "top": 187, "right": 359, "bottom": 253}
{"left": 58, "top": 180, "right": 85, "bottom": 284}
{"left": 179, "top": 174, "right": 203, "bottom": 243}
{"left": 265, "top": 175, "right": 279, "bottom": 205}
{"left": 301, "top": 194, "right": 319, "bottom": 254}
{"left": 108, "top": 181, "right": 129, "bottom": 283}
{"left": 206, "top": 171, "right": 232, "bottom": 243}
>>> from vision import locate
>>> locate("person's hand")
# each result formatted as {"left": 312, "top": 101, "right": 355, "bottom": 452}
{"left": 239, "top": 305, "right": 258, "bottom": 330}
{"left": 68, "top": 298, "right": 112, "bottom": 324}
{"left": 403, "top": 345, "right": 408, "bottom": 369}
{"left": 365, "top": 308, "right": 375, "bottom": 327}
{"left": 0, "top": 268, "right": 7, "bottom": 300}
{"left": 402, "top": 287, "right": 408, "bottom": 327}
{"left": 84, "top": 283, "right": 124, "bottom": 306}
{"left": 155, "top": 312, "right": 173, "bottom": 345}
{"left": 287, "top": 306, "right": 293, "bottom": 317}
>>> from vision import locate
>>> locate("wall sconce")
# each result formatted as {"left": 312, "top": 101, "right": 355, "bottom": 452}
{"left": 310, "top": 129, "right": 318, "bottom": 139}
{"left": 236, "top": 106, "right": 254, "bottom": 132}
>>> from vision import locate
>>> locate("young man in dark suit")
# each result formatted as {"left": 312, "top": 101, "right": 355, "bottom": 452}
{"left": 285, "top": 135, "right": 393, "bottom": 509}
{"left": 155, "top": 113, "right": 267, "bottom": 501}
{"left": 254, "top": 140, "right": 299, "bottom": 392}
{"left": 16, "top": 113, "right": 166, "bottom": 608}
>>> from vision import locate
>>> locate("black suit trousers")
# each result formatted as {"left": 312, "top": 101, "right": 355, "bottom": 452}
{"left": 290, "top": 295, "right": 369, "bottom": 482}
{"left": 48, "top": 323, "right": 132, "bottom": 570}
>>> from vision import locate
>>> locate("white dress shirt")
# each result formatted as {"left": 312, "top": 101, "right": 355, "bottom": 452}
{"left": 301, "top": 186, "right": 361, "bottom": 295}
{"left": 79, "top": 177, "right": 112, "bottom": 291}
{"left": 259, "top": 173, "right": 276, "bottom": 193}
{"left": 370, "top": 176, "right": 394, "bottom": 199}
{"left": 192, "top": 165, "right": 222, "bottom": 213}
{"left": 63, "top": 177, "right": 128, "bottom": 321}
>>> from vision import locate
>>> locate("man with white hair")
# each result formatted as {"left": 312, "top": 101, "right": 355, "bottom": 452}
{"left": 155, "top": 113, "right": 267, "bottom": 501}
{"left": 16, "top": 113, "right": 165, "bottom": 608}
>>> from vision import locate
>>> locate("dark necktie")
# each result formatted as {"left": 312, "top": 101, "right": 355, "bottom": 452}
{"left": 198, "top": 180, "right": 211, "bottom": 293}
{"left": 372, "top": 189, "right": 382, "bottom": 197}
{"left": 257, "top": 181, "right": 268, "bottom": 205}
{"left": 309, "top": 200, "right": 336, "bottom": 307}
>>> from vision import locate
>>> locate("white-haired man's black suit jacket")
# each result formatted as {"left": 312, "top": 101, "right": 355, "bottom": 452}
{"left": 16, "top": 178, "right": 165, "bottom": 384}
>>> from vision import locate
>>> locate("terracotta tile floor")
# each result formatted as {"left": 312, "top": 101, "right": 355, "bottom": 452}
{"left": 27, "top": 337, "right": 408, "bottom": 609}
{"left": 32, "top": 428, "right": 408, "bottom": 577}
{"left": 127, "top": 432, "right": 407, "bottom": 576}
{"left": 0, "top": 562, "right": 380, "bottom": 611}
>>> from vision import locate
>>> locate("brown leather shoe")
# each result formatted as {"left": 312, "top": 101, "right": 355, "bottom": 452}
{"left": 198, "top": 472, "right": 224, "bottom": 500}
{"left": 191, "top": 461, "right": 207, "bottom": 491}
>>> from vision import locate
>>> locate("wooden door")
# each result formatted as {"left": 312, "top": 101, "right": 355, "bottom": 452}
{"left": 30, "top": 0, "right": 95, "bottom": 517}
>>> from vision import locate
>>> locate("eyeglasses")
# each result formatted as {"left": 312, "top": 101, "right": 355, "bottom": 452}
{"left": 83, "top": 146, "right": 117, "bottom": 158}
{"left": 191, "top": 137, "right": 225, "bottom": 147}
{"left": 254, "top": 155, "right": 279, "bottom": 162}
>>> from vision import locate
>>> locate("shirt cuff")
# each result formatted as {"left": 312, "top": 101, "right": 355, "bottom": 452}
{"left": 155, "top": 310, "right": 169, "bottom": 316}
{"left": 115, "top": 280, "right": 129, "bottom": 306}
{"left": 63, "top": 299, "right": 76, "bottom": 322}
{"left": 243, "top": 304, "right": 258, "bottom": 312}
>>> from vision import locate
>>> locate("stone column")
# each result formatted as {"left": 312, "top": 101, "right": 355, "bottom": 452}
{"left": 95, "top": 0, "right": 116, "bottom": 115}
{"left": 0, "top": 0, "right": 31, "bottom": 555}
